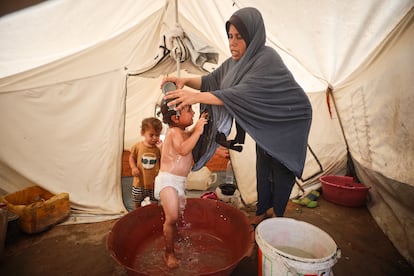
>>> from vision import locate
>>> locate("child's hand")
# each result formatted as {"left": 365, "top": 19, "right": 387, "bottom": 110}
{"left": 193, "top": 112, "right": 208, "bottom": 135}
{"left": 156, "top": 139, "right": 163, "bottom": 150}
{"left": 131, "top": 167, "right": 140, "bottom": 177}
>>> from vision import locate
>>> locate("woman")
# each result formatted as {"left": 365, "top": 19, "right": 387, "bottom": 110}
{"left": 163, "top": 7, "right": 312, "bottom": 225}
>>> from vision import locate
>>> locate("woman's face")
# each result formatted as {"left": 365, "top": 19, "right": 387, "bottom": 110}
{"left": 228, "top": 24, "right": 247, "bottom": 61}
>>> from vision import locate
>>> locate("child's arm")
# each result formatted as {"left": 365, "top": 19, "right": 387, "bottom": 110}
{"left": 172, "top": 113, "right": 207, "bottom": 156}
{"left": 156, "top": 139, "right": 163, "bottom": 151}
{"left": 128, "top": 150, "right": 140, "bottom": 177}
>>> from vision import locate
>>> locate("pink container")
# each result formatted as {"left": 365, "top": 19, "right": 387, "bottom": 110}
{"left": 320, "top": 175, "right": 370, "bottom": 207}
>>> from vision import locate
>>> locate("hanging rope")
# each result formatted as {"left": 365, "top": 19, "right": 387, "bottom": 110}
{"left": 326, "top": 86, "right": 333, "bottom": 119}
{"left": 326, "top": 85, "right": 360, "bottom": 182}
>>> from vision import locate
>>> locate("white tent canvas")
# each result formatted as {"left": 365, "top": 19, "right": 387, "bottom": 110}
{"left": 0, "top": 0, "right": 413, "bottom": 266}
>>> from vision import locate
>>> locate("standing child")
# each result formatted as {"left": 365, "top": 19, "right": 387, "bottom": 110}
{"left": 129, "top": 117, "right": 163, "bottom": 209}
{"left": 155, "top": 99, "right": 208, "bottom": 269}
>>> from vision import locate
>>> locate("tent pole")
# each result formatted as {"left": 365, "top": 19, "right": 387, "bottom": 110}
{"left": 174, "top": 0, "right": 180, "bottom": 78}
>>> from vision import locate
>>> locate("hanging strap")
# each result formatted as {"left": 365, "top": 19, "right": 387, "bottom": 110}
{"left": 215, "top": 122, "right": 245, "bottom": 152}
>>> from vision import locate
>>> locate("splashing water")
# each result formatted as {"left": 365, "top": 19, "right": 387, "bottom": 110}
{"left": 131, "top": 229, "right": 234, "bottom": 275}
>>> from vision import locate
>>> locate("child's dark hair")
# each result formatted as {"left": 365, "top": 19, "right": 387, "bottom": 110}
{"left": 160, "top": 98, "right": 179, "bottom": 126}
{"left": 141, "top": 117, "right": 162, "bottom": 134}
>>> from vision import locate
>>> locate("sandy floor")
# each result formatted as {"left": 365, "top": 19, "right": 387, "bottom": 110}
{"left": 1, "top": 194, "right": 413, "bottom": 276}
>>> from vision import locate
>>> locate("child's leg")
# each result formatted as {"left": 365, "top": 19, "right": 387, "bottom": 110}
{"left": 149, "top": 189, "right": 155, "bottom": 201}
{"left": 143, "top": 188, "right": 155, "bottom": 202}
{"left": 132, "top": 186, "right": 144, "bottom": 209}
{"left": 159, "top": 187, "right": 180, "bottom": 268}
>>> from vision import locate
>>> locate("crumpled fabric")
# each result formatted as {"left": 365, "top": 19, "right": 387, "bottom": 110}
{"left": 192, "top": 104, "right": 232, "bottom": 171}
{"left": 129, "top": 23, "right": 218, "bottom": 77}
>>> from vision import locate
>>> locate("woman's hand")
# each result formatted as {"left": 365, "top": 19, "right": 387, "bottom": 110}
{"left": 161, "top": 76, "right": 222, "bottom": 109}
{"left": 161, "top": 76, "right": 186, "bottom": 89}
{"left": 164, "top": 89, "right": 198, "bottom": 110}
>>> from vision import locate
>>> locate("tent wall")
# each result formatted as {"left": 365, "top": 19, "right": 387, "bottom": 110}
{"left": 334, "top": 9, "right": 414, "bottom": 264}
{"left": 0, "top": 71, "right": 127, "bottom": 214}
{"left": 0, "top": 0, "right": 164, "bottom": 81}
{"left": 0, "top": 0, "right": 413, "bottom": 265}
{"left": 0, "top": 0, "right": 168, "bottom": 215}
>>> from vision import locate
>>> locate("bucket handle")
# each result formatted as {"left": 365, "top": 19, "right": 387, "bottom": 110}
{"left": 282, "top": 248, "right": 341, "bottom": 276}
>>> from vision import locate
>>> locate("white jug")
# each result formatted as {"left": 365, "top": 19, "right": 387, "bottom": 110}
{"left": 186, "top": 166, "right": 217, "bottom": 191}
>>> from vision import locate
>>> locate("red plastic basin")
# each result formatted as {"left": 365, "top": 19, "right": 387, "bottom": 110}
{"left": 107, "top": 198, "right": 254, "bottom": 275}
{"left": 320, "top": 175, "right": 370, "bottom": 207}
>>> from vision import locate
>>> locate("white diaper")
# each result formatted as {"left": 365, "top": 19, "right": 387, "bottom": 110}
{"left": 154, "top": 171, "right": 186, "bottom": 200}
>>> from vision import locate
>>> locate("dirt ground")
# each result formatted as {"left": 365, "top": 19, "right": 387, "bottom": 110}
{"left": 1, "top": 196, "right": 413, "bottom": 276}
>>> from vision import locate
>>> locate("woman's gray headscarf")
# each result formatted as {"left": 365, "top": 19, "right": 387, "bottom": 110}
{"left": 195, "top": 7, "right": 312, "bottom": 177}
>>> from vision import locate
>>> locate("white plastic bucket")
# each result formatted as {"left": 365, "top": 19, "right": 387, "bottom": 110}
{"left": 256, "top": 218, "right": 340, "bottom": 276}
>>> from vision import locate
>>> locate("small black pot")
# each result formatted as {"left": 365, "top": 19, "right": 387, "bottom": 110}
{"left": 219, "top": 183, "right": 236, "bottom": 196}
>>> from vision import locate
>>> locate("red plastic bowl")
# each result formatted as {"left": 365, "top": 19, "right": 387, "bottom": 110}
{"left": 320, "top": 175, "right": 370, "bottom": 207}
